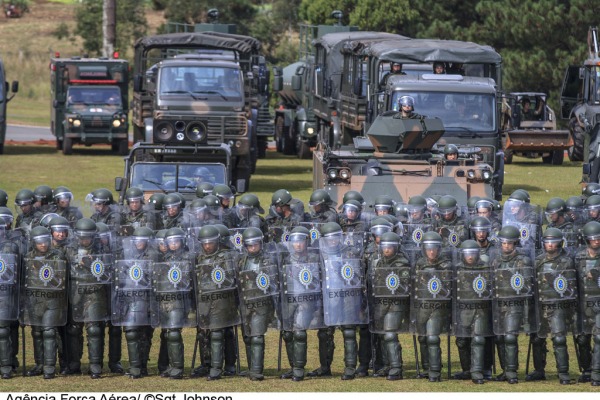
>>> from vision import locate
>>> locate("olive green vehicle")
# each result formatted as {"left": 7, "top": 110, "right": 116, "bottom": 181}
{"left": 500, "top": 92, "right": 572, "bottom": 165}
{"left": 313, "top": 115, "right": 496, "bottom": 206}
{"left": 0, "top": 57, "right": 18, "bottom": 155}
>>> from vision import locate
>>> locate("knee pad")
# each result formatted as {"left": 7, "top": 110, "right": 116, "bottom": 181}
{"left": 341, "top": 326, "right": 355, "bottom": 340}
{"left": 552, "top": 336, "right": 567, "bottom": 346}
{"left": 125, "top": 329, "right": 139, "bottom": 342}
{"left": 210, "top": 330, "right": 224, "bottom": 342}
{"left": 43, "top": 328, "right": 56, "bottom": 340}
{"left": 31, "top": 328, "right": 43, "bottom": 340}
{"left": 166, "top": 329, "right": 182, "bottom": 342}
{"left": 293, "top": 331, "right": 307, "bottom": 342}
{"left": 383, "top": 332, "right": 396, "bottom": 343}
{"left": 87, "top": 324, "right": 103, "bottom": 338}
{"left": 427, "top": 335, "right": 440, "bottom": 346}
{"left": 0, "top": 326, "right": 10, "bottom": 340}
{"left": 593, "top": 335, "right": 600, "bottom": 345}
{"left": 472, "top": 336, "right": 485, "bottom": 347}
{"left": 418, "top": 335, "right": 427, "bottom": 345}
{"left": 250, "top": 336, "right": 264, "bottom": 346}
{"left": 505, "top": 334, "right": 517, "bottom": 345}
{"left": 282, "top": 330, "right": 294, "bottom": 342}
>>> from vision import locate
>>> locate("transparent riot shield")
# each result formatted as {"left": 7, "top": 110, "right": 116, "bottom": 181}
{"left": 562, "top": 230, "right": 582, "bottom": 256}
{"left": 368, "top": 260, "right": 411, "bottom": 334}
{"left": 238, "top": 243, "right": 281, "bottom": 336}
{"left": 195, "top": 256, "right": 240, "bottom": 330}
{"left": 299, "top": 222, "right": 324, "bottom": 247}
{"left": 20, "top": 258, "right": 67, "bottom": 327}
{"left": 452, "top": 268, "right": 494, "bottom": 337}
{"left": 503, "top": 200, "right": 542, "bottom": 226}
{"left": 267, "top": 225, "right": 294, "bottom": 244}
{"left": 280, "top": 248, "right": 325, "bottom": 331}
{"left": 69, "top": 252, "right": 112, "bottom": 322}
{"left": 577, "top": 258, "right": 600, "bottom": 335}
{"left": 402, "top": 223, "right": 432, "bottom": 248}
{"left": 491, "top": 248, "right": 537, "bottom": 335}
{"left": 536, "top": 268, "right": 578, "bottom": 338}
{"left": 0, "top": 253, "right": 19, "bottom": 321}
{"left": 150, "top": 261, "right": 196, "bottom": 329}
{"left": 410, "top": 267, "right": 453, "bottom": 336}
{"left": 111, "top": 259, "right": 153, "bottom": 327}
{"left": 229, "top": 228, "right": 247, "bottom": 253}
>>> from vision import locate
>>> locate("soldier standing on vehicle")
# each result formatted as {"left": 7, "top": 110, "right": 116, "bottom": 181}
{"left": 379, "top": 62, "right": 405, "bottom": 87}
{"left": 53, "top": 186, "right": 83, "bottom": 226}
{"left": 395, "top": 96, "right": 423, "bottom": 120}
{"left": 443, "top": 144, "right": 459, "bottom": 160}
{"left": 433, "top": 62, "right": 446, "bottom": 74}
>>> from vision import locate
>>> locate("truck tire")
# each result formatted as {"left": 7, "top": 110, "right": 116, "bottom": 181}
{"left": 551, "top": 150, "right": 564, "bottom": 165}
{"left": 62, "top": 136, "right": 73, "bottom": 155}
{"left": 55, "top": 139, "right": 62, "bottom": 150}
{"left": 118, "top": 138, "right": 129, "bottom": 155}
{"left": 504, "top": 149, "right": 513, "bottom": 164}
{"left": 568, "top": 124, "right": 584, "bottom": 162}
{"left": 257, "top": 137, "right": 267, "bottom": 158}
{"left": 274, "top": 116, "right": 284, "bottom": 153}
{"left": 297, "top": 138, "right": 312, "bottom": 159}
{"left": 0, "top": 143, "right": 3, "bottom": 155}
{"left": 282, "top": 122, "right": 295, "bottom": 155}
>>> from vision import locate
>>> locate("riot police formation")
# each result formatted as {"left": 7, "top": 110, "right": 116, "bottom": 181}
{"left": 4, "top": 183, "right": 600, "bottom": 387}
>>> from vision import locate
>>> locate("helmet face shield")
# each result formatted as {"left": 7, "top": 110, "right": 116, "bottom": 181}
{"left": 370, "top": 225, "right": 391, "bottom": 237}
{"left": 460, "top": 248, "right": 480, "bottom": 264}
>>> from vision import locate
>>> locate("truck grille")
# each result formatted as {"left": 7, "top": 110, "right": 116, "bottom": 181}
{"left": 205, "top": 115, "right": 247, "bottom": 136}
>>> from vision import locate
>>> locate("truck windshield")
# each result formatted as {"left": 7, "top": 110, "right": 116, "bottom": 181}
{"left": 159, "top": 66, "right": 243, "bottom": 99}
{"left": 391, "top": 91, "right": 496, "bottom": 133}
{"left": 130, "top": 163, "right": 226, "bottom": 192}
{"left": 66, "top": 86, "right": 121, "bottom": 107}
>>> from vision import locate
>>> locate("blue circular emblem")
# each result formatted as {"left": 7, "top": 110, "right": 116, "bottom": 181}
{"left": 168, "top": 265, "right": 183, "bottom": 285}
{"left": 386, "top": 272, "right": 400, "bottom": 293}
{"left": 298, "top": 267, "right": 313, "bottom": 287}
{"left": 256, "top": 272, "right": 270, "bottom": 292}
{"left": 510, "top": 272, "right": 524, "bottom": 293}
{"left": 450, "top": 233, "right": 459, "bottom": 247}
{"left": 232, "top": 233, "right": 244, "bottom": 250}
{"left": 341, "top": 264, "right": 354, "bottom": 281}
{"left": 472, "top": 274, "right": 486, "bottom": 297}
{"left": 281, "top": 232, "right": 290, "bottom": 242}
{"left": 90, "top": 258, "right": 105, "bottom": 279}
{"left": 39, "top": 263, "right": 54, "bottom": 285}
{"left": 309, "top": 228, "right": 320, "bottom": 242}
{"left": 520, "top": 226, "right": 530, "bottom": 240}
{"left": 412, "top": 228, "right": 424, "bottom": 244}
{"left": 211, "top": 266, "right": 226, "bottom": 286}
{"left": 0, "top": 258, "right": 5, "bottom": 275}
{"left": 553, "top": 274, "right": 567, "bottom": 296}
{"left": 129, "top": 264, "right": 143, "bottom": 283}
{"left": 427, "top": 276, "right": 442, "bottom": 297}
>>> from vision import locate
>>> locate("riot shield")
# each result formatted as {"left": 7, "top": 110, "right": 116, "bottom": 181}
{"left": 229, "top": 228, "right": 247, "bottom": 253}
{"left": 120, "top": 237, "right": 157, "bottom": 261}
{"left": 491, "top": 248, "right": 537, "bottom": 335}
{"left": 238, "top": 243, "right": 281, "bottom": 336}
{"left": 195, "top": 256, "right": 240, "bottom": 330}
{"left": 150, "top": 261, "right": 197, "bottom": 329}
{"left": 402, "top": 223, "right": 432, "bottom": 248}
{"left": 452, "top": 268, "right": 494, "bottom": 337}
{"left": 111, "top": 259, "right": 153, "bottom": 327}
{"left": 0, "top": 253, "right": 19, "bottom": 321}
{"left": 410, "top": 268, "right": 453, "bottom": 336}
{"left": 280, "top": 249, "right": 325, "bottom": 331}
{"left": 20, "top": 258, "right": 67, "bottom": 327}
{"left": 503, "top": 200, "right": 542, "bottom": 226}
{"left": 299, "top": 222, "right": 324, "bottom": 246}
{"left": 536, "top": 268, "right": 578, "bottom": 338}
{"left": 577, "top": 258, "right": 600, "bottom": 335}
{"left": 368, "top": 261, "right": 411, "bottom": 334}
{"left": 69, "top": 252, "right": 112, "bottom": 322}
{"left": 320, "top": 235, "right": 368, "bottom": 326}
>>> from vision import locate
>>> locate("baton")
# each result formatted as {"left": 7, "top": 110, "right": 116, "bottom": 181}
{"left": 525, "top": 335, "right": 532, "bottom": 376}
{"left": 234, "top": 325, "right": 241, "bottom": 374}
{"left": 277, "top": 330, "right": 283, "bottom": 372}
{"left": 447, "top": 333, "right": 451, "bottom": 380}
{"left": 21, "top": 325, "right": 26, "bottom": 377}
{"left": 413, "top": 335, "right": 420, "bottom": 378}
{"left": 190, "top": 332, "right": 199, "bottom": 371}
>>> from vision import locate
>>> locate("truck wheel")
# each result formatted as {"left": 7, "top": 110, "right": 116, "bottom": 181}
{"left": 297, "top": 138, "right": 312, "bottom": 159}
{"left": 541, "top": 154, "right": 552, "bottom": 164}
{"left": 62, "top": 136, "right": 73, "bottom": 155}
{"left": 0, "top": 143, "right": 3, "bottom": 155}
{"left": 551, "top": 150, "right": 564, "bottom": 165}
{"left": 257, "top": 137, "right": 267, "bottom": 159}
{"left": 504, "top": 149, "right": 513, "bottom": 164}
{"left": 568, "top": 124, "right": 584, "bottom": 162}
{"left": 55, "top": 139, "right": 62, "bottom": 150}
{"left": 282, "top": 123, "right": 295, "bottom": 155}
{"left": 117, "top": 139, "right": 129, "bottom": 155}
{"left": 275, "top": 116, "right": 284, "bottom": 153}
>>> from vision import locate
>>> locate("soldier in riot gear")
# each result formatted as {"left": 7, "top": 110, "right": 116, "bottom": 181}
{"left": 49, "top": 216, "right": 70, "bottom": 255}
{"left": 491, "top": 225, "right": 535, "bottom": 384}
{"left": 21, "top": 226, "right": 68, "bottom": 379}
{"left": 544, "top": 198, "right": 573, "bottom": 230}
{"left": 33, "top": 185, "right": 56, "bottom": 215}
{"left": 372, "top": 195, "right": 395, "bottom": 217}
{"left": 89, "top": 188, "right": 122, "bottom": 232}
{"left": 196, "top": 182, "right": 215, "bottom": 199}
{"left": 265, "top": 189, "right": 303, "bottom": 243}
{"left": 121, "top": 187, "right": 155, "bottom": 235}
{"left": 412, "top": 231, "right": 452, "bottom": 382}
{"left": 566, "top": 196, "right": 586, "bottom": 226}
{"left": 231, "top": 193, "right": 267, "bottom": 233}
{"left": 212, "top": 184, "right": 235, "bottom": 228}
{"left": 453, "top": 240, "right": 494, "bottom": 384}
{"left": 586, "top": 195, "right": 600, "bottom": 223}
{"left": 368, "top": 231, "right": 410, "bottom": 380}
{"left": 339, "top": 199, "right": 366, "bottom": 233}
{"left": 161, "top": 193, "right": 191, "bottom": 230}
{"left": 14, "top": 189, "right": 40, "bottom": 235}
{"left": 53, "top": 186, "right": 82, "bottom": 225}
{"left": 306, "top": 189, "right": 338, "bottom": 223}
{"left": 189, "top": 198, "right": 210, "bottom": 228}
{"left": 528, "top": 228, "right": 576, "bottom": 384}
{"left": 466, "top": 196, "right": 481, "bottom": 217}
{"left": 474, "top": 198, "right": 501, "bottom": 233}
{"left": 504, "top": 189, "right": 540, "bottom": 225}
{"left": 0, "top": 190, "right": 7, "bottom": 207}
{"left": 238, "top": 227, "right": 280, "bottom": 381}
{"left": 203, "top": 195, "right": 226, "bottom": 226}
{"left": 280, "top": 226, "right": 324, "bottom": 381}
{"left": 582, "top": 183, "right": 600, "bottom": 199}
{"left": 434, "top": 195, "right": 468, "bottom": 248}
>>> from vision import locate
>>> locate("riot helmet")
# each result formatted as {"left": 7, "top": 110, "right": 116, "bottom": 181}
{"left": 165, "top": 227, "right": 186, "bottom": 251}
{"left": 459, "top": 239, "right": 480, "bottom": 265}
{"left": 370, "top": 217, "right": 393, "bottom": 238}
{"left": 421, "top": 231, "right": 442, "bottom": 261}
{"left": 96, "top": 222, "right": 112, "bottom": 247}
{"left": 466, "top": 196, "right": 481, "bottom": 214}
{"left": 271, "top": 189, "right": 292, "bottom": 207}
{"left": 341, "top": 199, "right": 362, "bottom": 221}
{"left": 131, "top": 226, "right": 153, "bottom": 251}
{"left": 237, "top": 193, "right": 264, "bottom": 218}
{"left": 443, "top": 144, "right": 459, "bottom": 160}
{"left": 156, "top": 229, "right": 169, "bottom": 254}
{"left": 74, "top": 218, "right": 97, "bottom": 247}
{"left": 0, "top": 207, "right": 13, "bottom": 228}
{"left": 213, "top": 224, "right": 230, "bottom": 248}
{"left": 288, "top": 226, "right": 310, "bottom": 254}
{"left": 341, "top": 190, "right": 365, "bottom": 208}
{"left": 34, "top": 185, "right": 54, "bottom": 205}
{"left": 203, "top": 195, "right": 222, "bottom": 217}
{"left": 437, "top": 195, "right": 458, "bottom": 220}
{"left": 190, "top": 198, "right": 208, "bottom": 220}
{"left": 0, "top": 189, "right": 7, "bottom": 207}
{"left": 242, "top": 227, "right": 263, "bottom": 255}
{"left": 148, "top": 193, "right": 166, "bottom": 211}
{"left": 398, "top": 95, "right": 414, "bottom": 110}
{"left": 497, "top": 225, "right": 520, "bottom": 254}
{"left": 90, "top": 188, "right": 114, "bottom": 205}
{"left": 213, "top": 184, "right": 234, "bottom": 208}
{"left": 197, "top": 225, "right": 220, "bottom": 256}
{"left": 469, "top": 216, "right": 491, "bottom": 240}
{"left": 196, "top": 182, "right": 214, "bottom": 199}
{"left": 49, "top": 216, "right": 70, "bottom": 244}
{"left": 320, "top": 222, "right": 343, "bottom": 251}
{"left": 541, "top": 227, "right": 563, "bottom": 255}
{"left": 407, "top": 195, "right": 427, "bottom": 221}
{"left": 544, "top": 197, "right": 566, "bottom": 223}
{"left": 39, "top": 213, "right": 60, "bottom": 228}
{"left": 30, "top": 226, "right": 52, "bottom": 253}
{"left": 14, "top": 189, "right": 35, "bottom": 212}
{"left": 582, "top": 221, "right": 600, "bottom": 248}
{"left": 163, "top": 193, "right": 182, "bottom": 217}
{"left": 309, "top": 189, "right": 333, "bottom": 213}
{"left": 125, "top": 187, "right": 145, "bottom": 205}
{"left": 373, "top": 195, "right": 394, "bottom": 216}
{"left": 475, "top": 198, "right": 494, "bottom": 218}
{"left": 379, "top": 231, "right": 400, "bottom": 257}
{"left": 586, "top": 195, "right": 600, "bottom": 220}
{"left": 53, "top": 186, "right": 74, "bottom": 207}
{"left": 583, "top": 183, "right": 600, "bottom": 198}
{"left": 382, "top": 214, "right": 403, "bottom": 237}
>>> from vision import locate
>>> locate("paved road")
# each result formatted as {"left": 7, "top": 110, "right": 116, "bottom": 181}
{"left": 5, "top": 124, "right": 53, "bottom": 142}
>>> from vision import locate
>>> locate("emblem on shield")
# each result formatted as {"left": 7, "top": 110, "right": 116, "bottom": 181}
{"left": 553, "top": 274, "right": 567, "bottom": 297}
{"left": 520, "top": 226, "right": 530, "bottom": 240}
{"left": 232, "top": 232, "right": 244, "bottom": 250}
{"left": 412, "top": 228, "right": 424, "bottom": 244}
{"left": 168, "top": 265, "right": 183, "bottom": 287}
{"left": 510, "top": 272, "right": 525, "bottom": 294}
{"left": 281, "top": 232, "right": 290, "bottom": 243}
{"left": 427, "top": 275, "right": 442, "bottom": 298}
{"left": 256, "top": 272, "right": 270, "bottom": 294}
{"left": 449, "top": 232, "right": 459, "bottom": 247}
{"left": 211, "top": 266, "right": 226, "bottom": 288}
{"left": 298, "top": 267, "right": 313, "bottom": 290}
{"left": 0, "top": 257, "right": 5, "bottom": 275}
{"left": 129, "top": 264, "right": 143, "bottom": 285}
{"left": 90, "top": 258, "right": 105, "bottom": 281}
{"left": 341, "top": 263, "right": 355, "bottom": 284}
{"left": 39, "top": 263, "right": 55, "bottom": 286}
{"left": 309, "top": 228, "right": 320, "bottom": 243}
{"left": 386, "top": 272, "right": 400, "bottom": 294}
{"left": 472, "top": 274, "right": 486, "bottom": 298}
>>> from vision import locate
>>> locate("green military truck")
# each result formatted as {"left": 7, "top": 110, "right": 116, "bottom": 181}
{"left": 50, "top": 56, "right": 129, "bottom": 155}
{"left": 131, "top": 32, "right": 268, "bottom": 192}
{"left": 0, "top": 58, "right": 18, "bottom": 154}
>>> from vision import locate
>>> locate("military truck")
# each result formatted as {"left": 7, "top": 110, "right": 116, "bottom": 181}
{"left": 114, "top": 142, "right": 231, "bottom": 204}
{"left": 0, "top": 58, "right": 18, "bottom": 154}
{"left": 50, "top": 56, "right": 129, "bottom": 155}
{"left": 131, "top": 32, "right": 267, "bottom": 192}
{"left": 561, "top": 27, "right": 600, "bottom": 181}
{"left": 313, "top": 114, "right": 497, "bottom": 206}
{"left": 501, "top": 92, "right": 572, "bottom": 165}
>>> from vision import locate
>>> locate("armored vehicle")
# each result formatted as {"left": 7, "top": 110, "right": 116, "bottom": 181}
{"left": 114, "top": 142, "right": 232, "bottom": 204}
{"left": 501, "top": 92, "right": 572, "bottom": 165}
{"left": 0, "top": 58, "right": 18, "bottom": 154}
{"left": 313, "top": 114, "right": 497, "bottom": 206}
{"left": 561, "top": 27, "right": 600, "bottom": 181}
{"left": 50, "top": 55, "right": 128, "bottom": 155}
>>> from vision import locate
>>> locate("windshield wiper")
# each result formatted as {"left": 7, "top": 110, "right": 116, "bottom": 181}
{"left": 194, "top": 90, "right": 229, "bottom": 101}
{"left": 143, "top": 179, "right": 167, "bottom": 193}
{"left": 162, "top": 90, "right": 202, "bottom": 100}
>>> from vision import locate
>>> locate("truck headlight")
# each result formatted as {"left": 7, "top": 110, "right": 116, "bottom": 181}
{"left": 68, "top": 117, "right": 81, "bottom": 128}
{"left": 112, "top": 119, "right": 121, "bottom": 128}
{"left": 307, "top": 127, "right": 315, "bottom": 135}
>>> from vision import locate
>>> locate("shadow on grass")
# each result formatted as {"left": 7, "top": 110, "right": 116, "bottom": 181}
{"left": 502, "top": 183, "right": 543, "bottom": 194}
{"left": 4, "top": 144, "right": 120, "bottom": 156}
{"left": 4, "top": 145, "right": 57, "bottom": 155}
